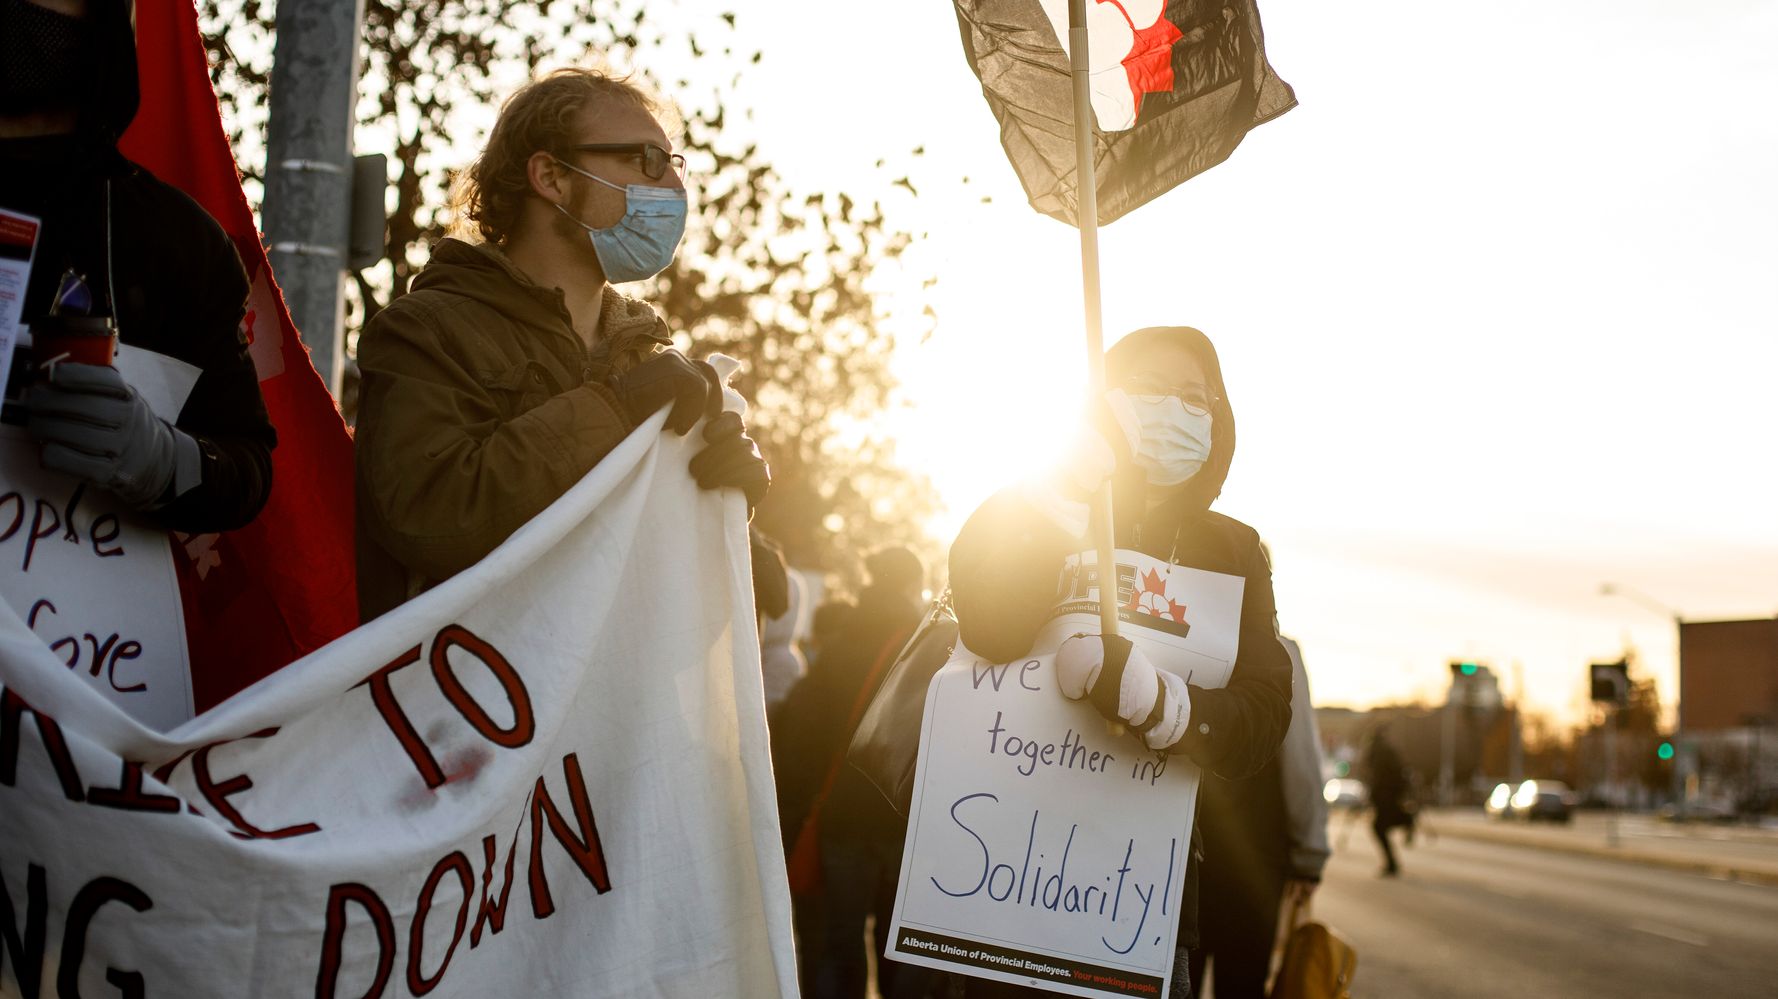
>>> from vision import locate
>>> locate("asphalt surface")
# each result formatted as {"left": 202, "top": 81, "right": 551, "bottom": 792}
{"left": 1307, "top": 815, "right": 1778, "bottom": 998}
{"left": 1429, "top": 809, "right": 1778, "bottom": 883}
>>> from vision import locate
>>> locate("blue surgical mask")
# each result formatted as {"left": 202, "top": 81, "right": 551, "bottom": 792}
{"left": 552, "top": 158, "right": 688, "bottom": 283}
{"left": 1106, "top": 388, "right": 1213, "bottom": 487}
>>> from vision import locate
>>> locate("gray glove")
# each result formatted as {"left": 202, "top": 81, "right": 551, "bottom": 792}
{"left": 25, "top": 362, "right": 200, "bottom": 510}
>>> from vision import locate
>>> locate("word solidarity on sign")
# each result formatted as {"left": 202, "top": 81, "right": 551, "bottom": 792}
{"left": 0, "top": 415, "right": 796, "bottom": 998}
{"left": 887, "top": 550, "right": 1242, "bottom": 998}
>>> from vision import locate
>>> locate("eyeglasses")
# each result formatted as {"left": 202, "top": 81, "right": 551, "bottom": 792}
{"left": 565, "top": 142, "right": 687, "bottom": 181}
{"left": 1119, "top": 375, "right": 1219, "bottom": 413}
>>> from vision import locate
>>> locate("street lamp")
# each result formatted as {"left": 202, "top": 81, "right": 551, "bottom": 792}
{"left": 1599, "top": 582, "right": 1689, "bottom": 806}
{"left": 1599, "top": 582, "right": 1683, "bottom": 626}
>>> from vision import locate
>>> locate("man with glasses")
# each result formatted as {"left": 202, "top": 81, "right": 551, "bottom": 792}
{"left": 354, "top": 68, "right": 769, "bottom": 620}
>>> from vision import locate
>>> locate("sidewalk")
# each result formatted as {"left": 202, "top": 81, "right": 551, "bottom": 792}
{"left": 1423, "top": 808, "right": 1778, "bottom": 886}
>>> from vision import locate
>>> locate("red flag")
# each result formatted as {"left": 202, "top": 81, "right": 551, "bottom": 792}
{"left": 118, "top": 0, "right": 358, "bottom": 711}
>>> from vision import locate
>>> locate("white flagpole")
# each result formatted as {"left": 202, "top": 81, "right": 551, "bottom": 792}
{"left": 1067, "top": 0, "right": 1121, "bottom": 645}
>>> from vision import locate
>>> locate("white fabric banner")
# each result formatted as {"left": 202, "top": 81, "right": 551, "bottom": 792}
{"left": 0, "top": 410, "right": 797, "bottom": 998}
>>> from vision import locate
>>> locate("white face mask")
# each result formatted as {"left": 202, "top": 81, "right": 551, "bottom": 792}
{"left": 1106, "top": 388, "right": 1213, "bottom": 487}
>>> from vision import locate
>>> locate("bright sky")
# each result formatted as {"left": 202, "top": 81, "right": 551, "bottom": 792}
{"left": 630, "top": 1, "right": 1778, "bottom": 725}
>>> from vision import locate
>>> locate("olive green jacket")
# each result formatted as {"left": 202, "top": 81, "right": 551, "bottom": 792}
{"left": 354, "top": 238, "right": 670, "bottom": 620}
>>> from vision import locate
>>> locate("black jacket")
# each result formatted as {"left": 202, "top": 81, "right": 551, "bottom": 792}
{"left": 947, "top": 326, "right": 1292, "bottom": 948}
{"left": 0, "top": 7, "right": 274, "bottom": 533}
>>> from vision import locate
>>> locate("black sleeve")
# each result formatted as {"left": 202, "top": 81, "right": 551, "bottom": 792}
{"left": 152, "top": 215, "right": 276, "bottom": 533}
{"left": 1171, "top": 527, "right": 1293, "bottom": 779}
{"left": 947, "top": 488, "right": 1074, "bottom": 664}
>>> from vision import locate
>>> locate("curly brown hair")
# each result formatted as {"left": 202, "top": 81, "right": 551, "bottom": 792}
{"left": 454, "top": 68, "right": 671, "bottom": 246}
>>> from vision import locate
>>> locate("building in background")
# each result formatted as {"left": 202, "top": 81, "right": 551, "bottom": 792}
{"left": 1679, "top": 617, "right": 1778, "bottom": 811}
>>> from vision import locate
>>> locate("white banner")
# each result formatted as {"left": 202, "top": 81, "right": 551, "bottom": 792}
{"left": 887, "top": 550, "right": 1241, "bottom": 998}
{"left": 0, "top": 411, "right": 797, "bottom": 998}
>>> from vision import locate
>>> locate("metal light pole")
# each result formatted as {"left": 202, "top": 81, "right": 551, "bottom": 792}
{"left": 1439, "top": 699, "right": 1455, "bottom": 807}
{"left": 262, "top": 0, "right": 367, "bottom": 397}
{"left": 1509, "top": 660, "right": 1525, "bottom": 785}
{"left": 1600, "top": 582, "right": 1690, "bottom": 805}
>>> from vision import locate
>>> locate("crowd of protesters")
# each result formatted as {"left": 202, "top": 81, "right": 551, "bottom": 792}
{"left": 0, "top": 6, "right": 1356, "bottom": 994}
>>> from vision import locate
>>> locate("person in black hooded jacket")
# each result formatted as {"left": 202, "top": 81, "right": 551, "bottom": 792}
{"left": 0, "top": 0, "right": 275, "bottom": 531}
{"left": 948, "top": 326, "right": 1292, "bottom": 998}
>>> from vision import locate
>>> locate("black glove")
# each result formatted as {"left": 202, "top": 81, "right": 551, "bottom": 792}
{"left": 691, "top": 410, "right": 770, "bottom": 515}
{"left": 1086, "top": 634, "right": 1137, "bottom": 724}
{"left": 25, "top": 363, "right": 195, "bottom": 509}
{"left": 749, "top": 529, "right": 791, "bottom": 620}
{"left": 610, "top": 350, "right": 720, "bottom": 436}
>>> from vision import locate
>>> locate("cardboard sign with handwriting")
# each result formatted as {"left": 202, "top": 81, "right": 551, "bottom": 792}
{"left": 887, "top": 549, "right": 1242, "bottom": 997}
{"left": 0, "top": 342, "right": 201, "bottom": 729}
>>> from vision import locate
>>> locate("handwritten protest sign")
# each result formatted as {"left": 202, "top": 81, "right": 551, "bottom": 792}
{"left": 887, "top": 549, "right": 1242, "bottom": 997}
{"left": 0, "top": 343, "right": 202, "bottom": 730}
{"left": 0, "top": 209, "right": 37, "bottom": 381}
{"left": 0, "top": 410, "right": 796, "bottom": 997}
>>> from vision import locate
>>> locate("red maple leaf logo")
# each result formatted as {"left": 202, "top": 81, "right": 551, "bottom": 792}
{"left": 1126, "top": 566, "right": 1189, "bottom": 624}
{"left": 1103, "top": 1, "right": 1183, "bottom": 120}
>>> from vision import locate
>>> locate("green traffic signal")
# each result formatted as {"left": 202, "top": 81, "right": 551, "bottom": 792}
{"left": 1657, "top": 742, "right": 1675, "bottom": 761}
{"left": 1459, "top": 662, "right": 1479, "bottom": 676}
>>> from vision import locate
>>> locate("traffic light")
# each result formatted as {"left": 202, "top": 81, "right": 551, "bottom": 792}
{"left": 1451, "top": 661, "right": 1480, "bottom": 678}
{"left": 1590, "top": 660, "right": 1629, "bottom": 704}
{"left": 1657, "top": 741, "right": 1675, "bottom": 761}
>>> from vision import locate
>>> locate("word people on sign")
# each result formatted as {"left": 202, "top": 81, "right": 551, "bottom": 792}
{"left": 0, "top": 341, "right": 203, "bottom": 730}
{"left": 0, "top": 432, "right": 192, "bottom": 730}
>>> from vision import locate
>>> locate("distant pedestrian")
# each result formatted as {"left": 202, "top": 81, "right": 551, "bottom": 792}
{"left": 1364, "top": 724, "right": 1409, "bottom": 876}
{"left": 752, "top": 528, "right": 805, "bottom": 718}
{"left": 1190, "top": 634, "right": 1330, "bottom": 998}
{"left": 811, "top": 548, "right": 929, "bottom": 999}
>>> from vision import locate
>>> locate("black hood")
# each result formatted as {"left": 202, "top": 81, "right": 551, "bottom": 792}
{"left": 84, "top": 0, "right": 139, "bottom": 143}
{"left": 1104, "top": 325, "right": 1237, "bottom": 519}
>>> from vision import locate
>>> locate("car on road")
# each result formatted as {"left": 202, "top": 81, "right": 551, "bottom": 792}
{"left": 1486, "top": 779, "right": 1576, "bottom": 823}
{"left": 1323, "top": 777, "right": 1367, "bottom": 809}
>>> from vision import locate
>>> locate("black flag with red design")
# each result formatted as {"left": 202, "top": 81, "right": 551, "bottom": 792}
{"left": 954, "top": 0, "right": 1295, "bottom": 226}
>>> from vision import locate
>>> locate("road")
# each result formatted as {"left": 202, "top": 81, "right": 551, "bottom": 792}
{"left": 1306, "top": 814, "right": 1778, "bottom": 998}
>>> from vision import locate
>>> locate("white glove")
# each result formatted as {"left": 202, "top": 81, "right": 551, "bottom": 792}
{"left": 1056, "top": 633, "right": 1191, "bottom": 751}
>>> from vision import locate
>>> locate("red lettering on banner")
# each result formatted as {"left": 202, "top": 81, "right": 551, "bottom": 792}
{"left": 3, "top": 866, "right": 156, "bottom": 997}
{"left": 87, "top": 761, "right": 181, "bottom": 813}
{"left": 527, "top": 752, "right": 612, "bottom": 919}
{"left": 58, "top": 876, "right": 153, "bottom": 997}
{"left": 307, "top": 752, "right": 618, "bottom": 992}
{"left": 315, "top": 883, "right": 395, "bottom": 999}
{"left": 407, "top": 851, "right": 473, "bottom": 995}
{"left": 357, "top": 644, "right": 447, "bottom": 789}
{"left": 0, "top": 688, "right": 85, "bottom": 801}
{"left": 149, "top": 747, "right": 197, "bottom": 784}
{"left": 190, "top": 728, "right": 322, "bottom": 840}
{"left": 149, "top": 747, "right": 207, "bottom": 815}
{"left": 0, "top": 863, "right": 47, "bottom": 997}
{"left": 469, "top": 832, "right": 518, "bottom": 947}
{"left": 429, "top": 625, "right": 535, "bottom": 750}
{"left": 356, "top": 626, "right": 534, "bottom": 789}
